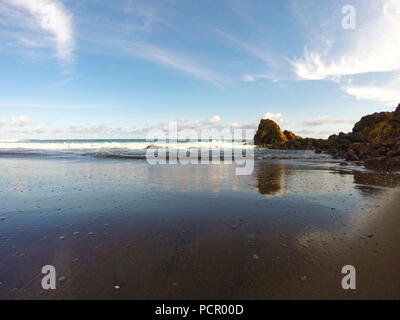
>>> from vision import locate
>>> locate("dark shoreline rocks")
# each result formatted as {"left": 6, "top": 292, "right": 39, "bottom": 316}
{"left": 254, "top": 104, "right": 400, "bottom": 171}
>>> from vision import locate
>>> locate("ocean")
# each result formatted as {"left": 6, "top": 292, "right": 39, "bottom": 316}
{"left": 0, "top": 139, "right": 331, "bottom": 160}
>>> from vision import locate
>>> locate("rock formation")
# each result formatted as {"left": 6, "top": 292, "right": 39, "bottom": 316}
{"left": 283, "top": 130, "right": 302, "bottom": 141}
{"left": 327, "top": 104, "right": 400, "bottom": 170}
{"left": 254, "top": 104, "right": 400, "bottom": 171}
{"left": 254, "top": 119, "right": 288, "bottom": 145}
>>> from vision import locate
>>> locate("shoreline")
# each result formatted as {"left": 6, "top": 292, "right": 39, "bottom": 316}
{"left": 0, "top": 156, "right": 399, "bottom": 299}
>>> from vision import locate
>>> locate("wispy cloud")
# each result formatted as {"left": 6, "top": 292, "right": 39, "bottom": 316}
{"left": 296, "top": 129, "right": 337, "bottom": 139}
{"left": 293, "top": 0, "right": 400, "bottom": 80}
{"left": 1, "top": 0, "right": 75, "bottom": 63}
{"left": 302, "top": 116, "right": 358, "bottom": 127}
{"left": 99, "top": 38, "right": 227, "bottom": 86}
{"left": 231, "top": 120, "right": 258, "bottom": 130}
{"left": 292, "top": 0, "right": 400, "bottom": 106}
{"left": 218, "top": 30, "right": 276, "bottom": 66}
{"left": 242, "top": 73, "right": 277, "bottom": 82}
{"left": 217, "top": 29, "right": 286, "bottom": 83}
{"left": 0, "top": 115, "right": 31, "bottom": 127}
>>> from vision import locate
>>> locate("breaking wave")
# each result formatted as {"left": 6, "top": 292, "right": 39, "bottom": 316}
{"left": 0, "top": 139, "right": 332, "bottom": 161}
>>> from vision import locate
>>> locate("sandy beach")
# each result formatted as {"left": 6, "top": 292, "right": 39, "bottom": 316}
{"left": 0, "top": 155, "right": 399, "bottom": 300}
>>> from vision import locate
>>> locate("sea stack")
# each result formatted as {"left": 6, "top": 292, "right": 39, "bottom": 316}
{"left": 253, "top": 119, "right": 288, "bottom": 146}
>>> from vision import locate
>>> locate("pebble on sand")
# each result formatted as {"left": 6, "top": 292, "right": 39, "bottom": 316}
{"left": 0, "top": 217, "right": 5, "bottom": 221}
{"left": 59, "top": 236, "right": 65, "bottom": 240}
{"left": 252, "top": 254, "right": 260, "bottom": 260}
{"left": 88, "top": 232, "right": 94, "bottom": 235}
{"left": 114, "top": 285, "right": 120, "bottom": 290}
{"left": 73, "top": 232, "right": 79, "bottom": 236}
{"left": 300, "top": 276, "right": 308, "bottom": 282}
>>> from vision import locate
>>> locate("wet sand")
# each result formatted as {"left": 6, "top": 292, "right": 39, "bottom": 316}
{"left": 0, "top": 157, "right": 400, "bottom": 299}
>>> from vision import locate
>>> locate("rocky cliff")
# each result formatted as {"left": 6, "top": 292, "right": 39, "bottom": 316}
{"left": 326, "top": 104, "right": 400, "bottom": 170}
{"left": 254, "top": 104, "right": 400, "bottom": 171}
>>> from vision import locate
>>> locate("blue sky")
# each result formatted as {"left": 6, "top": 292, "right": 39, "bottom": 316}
{"left": 0, "top": 0, "right": 399, "bottom": 139}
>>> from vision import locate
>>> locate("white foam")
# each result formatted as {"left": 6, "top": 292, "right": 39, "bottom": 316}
{"left": 0, "top": 140, "right": 254, "bottom": 152}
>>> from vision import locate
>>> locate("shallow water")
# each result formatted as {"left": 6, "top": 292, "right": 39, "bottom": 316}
{"left": 0, "top": 157, "right": 399, "bottom": 299}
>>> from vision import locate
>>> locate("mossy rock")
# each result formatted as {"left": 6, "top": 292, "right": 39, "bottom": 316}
{"left": 254, "top": 119, "right": 288, "bottom": 145}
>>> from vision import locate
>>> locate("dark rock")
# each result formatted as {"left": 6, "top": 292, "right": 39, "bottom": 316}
{"left": 254, "top": 103, "right": 400, "bottom": 171}
{"left": 387, "top": 147, "right": 400, "bottom": 157}
{"left": 254, "top": 119, "right": 288, "bottom": 145}
{"left": 364, "top": 157, "right": 400, "bottom": 171}
{"left": 345, "top": 149, "right": 359, "bottom": 161}
{"left": 283, "top": 130, "right": 302, "bottom": 141}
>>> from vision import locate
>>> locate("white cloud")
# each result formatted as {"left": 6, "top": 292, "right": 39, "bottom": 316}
{"left": 231, "top": 122, "right": 242, "bottom": 129}
{"left": 207, "top": 115, "right": 222, "bottom": 125}
{"left": 263, "top": 112, "right": 290, "bottom": 126}
{"left": 10, "top": 116, "right": 31, "bottom": 127}
{"left": 5, "top": 125, "right": 47, "bottom": 135}
{"left": 1, "top": 0, "right": 74, "bottom": 62}
{"left": 176, "top": 118, "right": 202, "bottom": 130}
{"left": 343, "top": 85, "right": 400, "bottom": 106}
{"left": 293, "top": 0, "right": 400, "bottom": 80}
{"left": 302, "top": 116, "right": 358, "bottom": 127}
{"left": 231, "top": 114, "right": 290, "bottom": 131}
{"left": 0, "top": 115, "right": 31, "bottom": 127}
{"left": 10, "top": 115, "right": 31, "bottom": 127}
{"left": 231, "top": 120, "right": 258, "bottom": 130}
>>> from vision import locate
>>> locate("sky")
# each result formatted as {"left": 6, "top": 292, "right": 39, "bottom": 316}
{"left": 0, "top": 0, "right": 399, "bottom": 140}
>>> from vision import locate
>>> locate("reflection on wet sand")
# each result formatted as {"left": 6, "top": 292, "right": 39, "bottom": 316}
{"left": 0, "top": 157, "right": 399, "bottom": 299}
{"left": 353, "top": 171, "right": 400, "bottom": 195}
{"left": 255, "top": 163, "right": 290, "bottom": 195}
